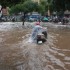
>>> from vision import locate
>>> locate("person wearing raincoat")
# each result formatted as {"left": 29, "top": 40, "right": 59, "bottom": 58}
{"left": 28, "top": 22, "right": 47, "bottom": 44}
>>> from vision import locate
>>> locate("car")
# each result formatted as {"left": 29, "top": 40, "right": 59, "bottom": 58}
{"left": 28, "top": 14, "right": 41, "bottom": 22}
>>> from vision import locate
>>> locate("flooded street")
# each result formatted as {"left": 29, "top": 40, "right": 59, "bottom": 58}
{"left": 0, "top": 22, "right": 70, "bottom": 70}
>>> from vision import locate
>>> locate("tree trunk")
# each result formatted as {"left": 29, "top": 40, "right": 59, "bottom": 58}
{"left": 22, "top": 12, "right": 26, "bottom": 25}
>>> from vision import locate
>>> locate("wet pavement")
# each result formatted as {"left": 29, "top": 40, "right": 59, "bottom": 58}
{"left": 0, "top": 22, "right": 70, "bottom": 70}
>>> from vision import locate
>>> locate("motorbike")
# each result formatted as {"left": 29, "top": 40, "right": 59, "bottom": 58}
{"left": 29, "top": 25, "right": 47, "bottom": 44}
{"left": 36, "top": 30, "right": 47, "bottom": 44}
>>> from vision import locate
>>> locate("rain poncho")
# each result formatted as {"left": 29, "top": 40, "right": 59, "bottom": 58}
{"left": 28, "top": 25, "right": 47, "bottom": 43}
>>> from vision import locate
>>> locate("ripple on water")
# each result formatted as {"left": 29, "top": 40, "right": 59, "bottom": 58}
{"left": 0, "top": 22, "right": 70, "bottom": 70}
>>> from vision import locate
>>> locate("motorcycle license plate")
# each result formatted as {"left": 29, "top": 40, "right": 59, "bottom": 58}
{"left": 38, "top": 41, "right": 42, "bottom": 44}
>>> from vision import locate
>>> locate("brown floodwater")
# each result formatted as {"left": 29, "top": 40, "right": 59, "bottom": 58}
{"left": 0, "top": 22, "right": 70, "bottom": 70}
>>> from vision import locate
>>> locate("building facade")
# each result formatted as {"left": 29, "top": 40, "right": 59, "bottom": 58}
{"left": 2, "top": 7, "right": 9, "bottom": 16}
{"left": 32, "top": 0, "right": 40, "bottom": 4}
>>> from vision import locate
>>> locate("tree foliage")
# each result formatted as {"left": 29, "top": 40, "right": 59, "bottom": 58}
{"left": 0, "top": 0, "right": 70, "bottom": 15}
{"left": 40, "top": 0, "right": 53, "bottom": 15}
{"left": 0, "top": 0, "right": 29, "bottom": 7}
{"left": 53, "top": 0, "right": 70, "bottom": 11}
{"left": 10, "top": 1, "right": 40, "bottom": 14}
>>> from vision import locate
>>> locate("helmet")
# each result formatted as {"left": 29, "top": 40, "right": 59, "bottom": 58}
{"left": 35, "top": 22, "right": 40, "bottom": 25}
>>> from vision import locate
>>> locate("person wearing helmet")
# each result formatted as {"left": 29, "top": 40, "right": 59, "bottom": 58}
{"left": 31, "top": 22, "right": 42, "bottom": 41}
{"left": 29, "top": 22, "right": 47, "bottom": 44}
{"left": 28, "top": 22, "right": 42, "bottom": 43}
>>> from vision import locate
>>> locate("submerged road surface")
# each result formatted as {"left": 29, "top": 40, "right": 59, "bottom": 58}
{"left": 0, "top": 22, "right": 70, "bottom": 70}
